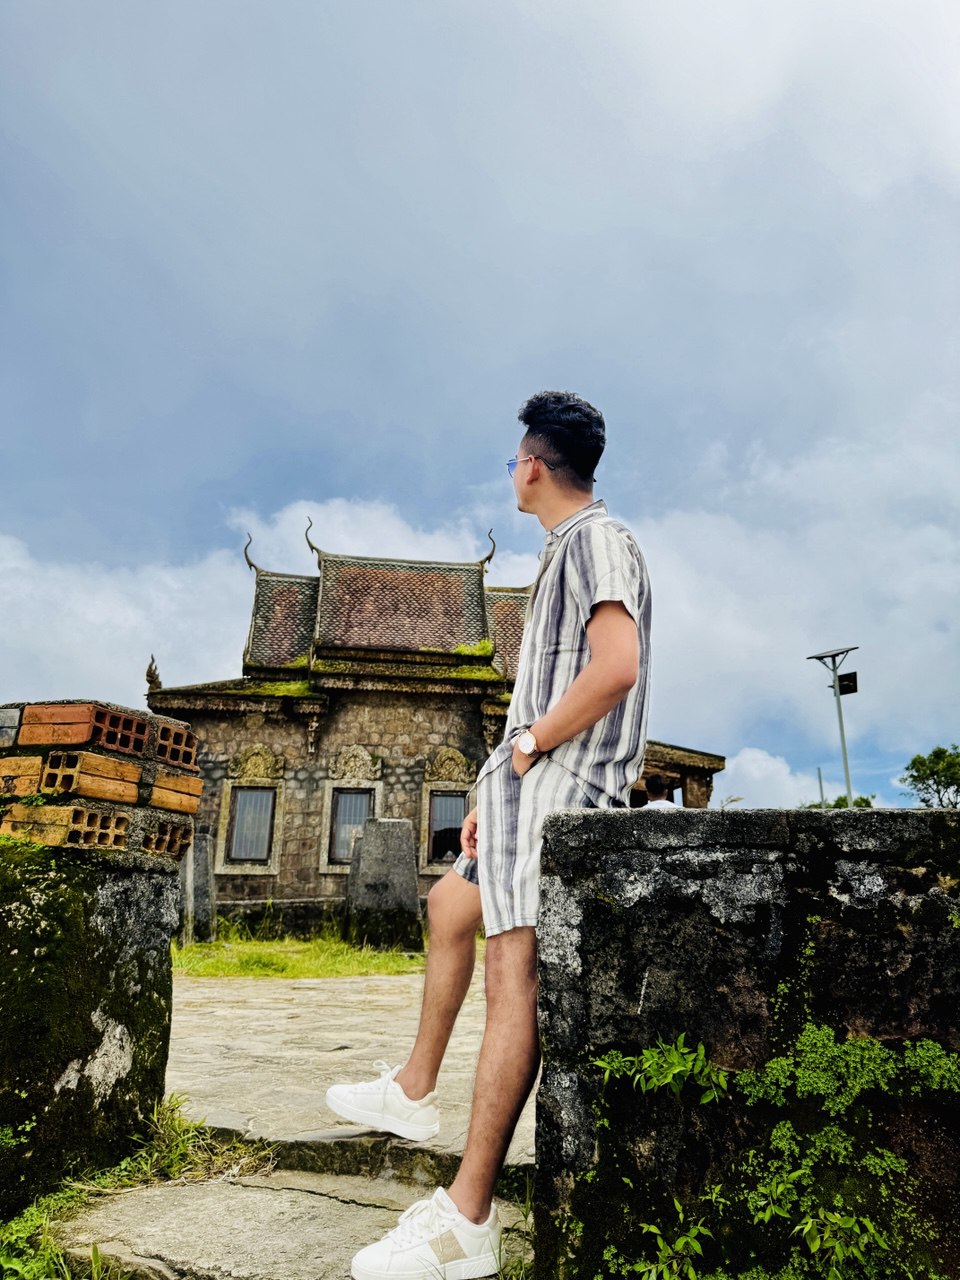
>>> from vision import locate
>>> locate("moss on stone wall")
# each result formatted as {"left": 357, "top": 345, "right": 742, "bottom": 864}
{"left": 569, "top": 1028, "right": 959, "bottom": 1279}
{"left": 0, "top": 841, "right": 179, "bottom": 1217}
{"left": 216, "top": 663, "right": 505, "bottom": 693}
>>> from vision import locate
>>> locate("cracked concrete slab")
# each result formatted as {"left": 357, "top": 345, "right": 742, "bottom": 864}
{"left": 52, "top": 1172, "right": 529, "bottom": 1280}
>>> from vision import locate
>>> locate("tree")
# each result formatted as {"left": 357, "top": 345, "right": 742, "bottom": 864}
{"left": 899, "top": 744, "right": 960, "bottom": 808}
{"left": 804, "top": 795, "right": 874, "bottom": 810}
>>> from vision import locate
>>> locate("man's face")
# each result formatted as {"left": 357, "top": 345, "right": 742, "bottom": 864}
{"left": 512, "top": 437, "right": 535, "bottom": 512}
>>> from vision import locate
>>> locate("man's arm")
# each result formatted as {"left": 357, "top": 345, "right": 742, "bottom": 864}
{"left": 511, "top": 599, "right": 639, "bottom": 776}
{"left": 462, "top": 599, "right": 639, "bottom": 854}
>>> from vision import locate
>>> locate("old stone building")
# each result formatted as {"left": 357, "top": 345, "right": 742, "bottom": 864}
{"left": 147, "top": 536, "right": 724, "bottom": 919}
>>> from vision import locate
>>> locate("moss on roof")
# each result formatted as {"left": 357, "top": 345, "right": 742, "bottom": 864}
{"left": 452, "top": 639, "right": 495, "bottom": 658}
{"left": 233, "top": 681, "right": 313, "bottom": 697}
{"left": 309, "top": 658, "right": 502, "bottom": 683}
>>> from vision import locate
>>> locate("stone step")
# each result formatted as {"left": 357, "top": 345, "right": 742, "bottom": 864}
{"left": 209, "top": 1124, "right": 531, "bottom": 1201}
{"left": 51, "top": 1171, "right": 531, "bottom": 1280}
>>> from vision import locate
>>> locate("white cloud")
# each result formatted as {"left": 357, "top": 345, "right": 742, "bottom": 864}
{"left": 230, "top": 499, "right": 480, "bottom": 573}
{"left": 0, "top": 536, "right": 250, "bottom": 710}
{"left": 575, "top": 0, "right": 960, "bottom": 193}
{"left": 632, "top": 405, "right": 960, "bottom": 766}
{"left": 228, "top": 499, "right": 541, "bottom": 587}
{"left": 713, "top": 747, "right": 846, "bottom": 810}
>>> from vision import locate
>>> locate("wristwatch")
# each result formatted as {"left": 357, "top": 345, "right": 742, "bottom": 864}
{"left": 516, "top": 730, "right": 540, "bottom": 757}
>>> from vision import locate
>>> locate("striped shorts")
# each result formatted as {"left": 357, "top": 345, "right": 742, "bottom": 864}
{"left": 453, "top": 751, "right": 595, "bottom": 937}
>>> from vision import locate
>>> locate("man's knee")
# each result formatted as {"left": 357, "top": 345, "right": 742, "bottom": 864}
{"left": 484, "top": 927, "right": 538, "bottom": 1000}
{"left": 426, "top": 872, "right": 482, "bottom": 941}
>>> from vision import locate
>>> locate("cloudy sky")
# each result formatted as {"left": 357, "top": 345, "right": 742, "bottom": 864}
{"left": 2, "top": 1, "right": 957, "bottom": 806}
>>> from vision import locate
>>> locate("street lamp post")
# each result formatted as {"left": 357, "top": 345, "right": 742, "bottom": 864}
{"left": 806, "top": 646, "right": 859, "bottom": 807}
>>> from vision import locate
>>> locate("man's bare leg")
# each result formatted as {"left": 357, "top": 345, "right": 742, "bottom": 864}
{"left": 447, "top": 925, "right": 539, "bottom": 1222}
{"left": 394, "top": 868, "right": 483, "bottom": 1101}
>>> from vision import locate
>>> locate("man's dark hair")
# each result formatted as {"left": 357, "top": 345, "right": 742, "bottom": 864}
{"left": 645, "top": 774, "right": 670, "bottom": 800}
{"left": 518, "top": 391, "right": 605, "bottom": 491}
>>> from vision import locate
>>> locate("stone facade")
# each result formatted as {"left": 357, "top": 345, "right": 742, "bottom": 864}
{"left": 162, "top": 689, "right": 490, "bottom": 906}
{"left": 148, "top": 539, "right": 725, "bottom": 923}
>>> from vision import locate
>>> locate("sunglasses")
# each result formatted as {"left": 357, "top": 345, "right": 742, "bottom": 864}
{"left": 506, "top": 454, "right": 557, "bottom": 477}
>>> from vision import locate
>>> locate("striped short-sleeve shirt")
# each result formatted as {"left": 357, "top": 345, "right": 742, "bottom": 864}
{"left": 501, "top": 499, "right": 651, "bottom": 805}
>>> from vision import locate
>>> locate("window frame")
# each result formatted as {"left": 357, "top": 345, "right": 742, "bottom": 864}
{"left": 419, "top": 780, "right": 475, "bottom": 873}
{"left": 318, "top": 778, "right": 384, "bottom": 874}
{"left": 215, "top": 777, "right": 285, "bottom": 877}
{"left": 426, "top": 789, "right": 469, "bottom": 867}
{"left": 328, "top": 786, "right": 374, "bottom": 865}
{"left": 225, "top": 785, "right": 277, "bottom": 865}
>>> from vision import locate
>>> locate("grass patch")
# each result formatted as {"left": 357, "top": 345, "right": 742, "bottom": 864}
{"left": 0, "top": 1096, "right": 273, "bottom": 1280}
{"left": 172, "top": 934, "right": 426, "bottom": 980}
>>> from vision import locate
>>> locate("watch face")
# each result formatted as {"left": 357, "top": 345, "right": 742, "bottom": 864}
{"left": 518, "top": 731, "right": 537, "bottom": 755}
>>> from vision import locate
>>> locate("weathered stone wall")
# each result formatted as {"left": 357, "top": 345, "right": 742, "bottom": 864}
{"left": 0, "top": 845, "right": 179, "bottom": 1217}
{"left": 536, "top": 809, "right": 960, "bottom": 1278}
{"left": 0, "top": 700, "right": 198, "bottom": 1215}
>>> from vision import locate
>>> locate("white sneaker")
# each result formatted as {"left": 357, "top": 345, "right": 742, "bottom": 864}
{"left": 326, "top": 1061, "right": 440, "bottom": 1142}
{"left": 351, "top": 1187, "right": 501, "bottom": 1280}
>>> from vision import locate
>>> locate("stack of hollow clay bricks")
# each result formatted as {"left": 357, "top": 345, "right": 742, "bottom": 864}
{"left": 0, "top": 701, "right": 202, "bottom": 859}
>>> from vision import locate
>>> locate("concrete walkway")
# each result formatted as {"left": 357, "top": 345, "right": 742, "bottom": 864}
{"left": 166, "top": 972, "right": 535, "bottom": 1177}
{"left": 51, "top": 973, "right": 536, "bottom": 1279}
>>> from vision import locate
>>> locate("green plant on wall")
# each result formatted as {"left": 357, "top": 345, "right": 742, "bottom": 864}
{"left": 749, "top": 1169, "right": 803, "bottom": 1225}
{"left": 0, "top": 1091, "right": 36, "bottom": 1157}
{"left": 0, "top": 832, "right": 46, "bottom": 856}
{"left": 565, "top": 1029, "right": 956, "bottom": 1280}
{"left": 592, "top": 1033, "right": 729, "bottom": 1105}
{"left": 791, "top": 1208, "right": 888, "bottom": 1280}
{"left": 601, "top": 1199, "right": 713, "bottom": 1280}
{"left": 737, "top": 1023, "right": 899, "bottom": 1114}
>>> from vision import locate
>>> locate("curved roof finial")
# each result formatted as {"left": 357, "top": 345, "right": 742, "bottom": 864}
{"left": 145, "top": 654, "right": 162, "bottom": 693}
{"left": 243, "top": 532, "right": 261, "bottom": 573}
{"left": 305, "top": 516, "right": 322, "bottom": 567}
{"left": 479, "top": 529, "right": 496, "bottom": 573}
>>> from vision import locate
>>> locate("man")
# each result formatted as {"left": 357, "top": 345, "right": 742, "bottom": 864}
{"left": 643, "top": 774, "right": 679, "bottom": 809}
{"left": 339, "top": 391, "right": 651, "bottom": 1280}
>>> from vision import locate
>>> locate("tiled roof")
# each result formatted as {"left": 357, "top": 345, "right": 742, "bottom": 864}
{"left": 236, "top": 545, "right": 534, "bottom": 683}
{"left": 244, "top": 573, "right": 318, "bottom": 669}
{"left": 315, "top": 554, "right": 489, "bottom": 653}
{"left": 487, "top": 587, "right": 530, "bottom": 681}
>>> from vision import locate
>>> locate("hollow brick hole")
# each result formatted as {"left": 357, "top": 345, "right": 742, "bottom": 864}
{"left": 43, "top": 752, "right": 81, "bottom": 793}
{"left": 156, "top": 724, "right": 198, "bottom": 767}
{"left": 92, "top": 709, "right": 147, "bottom": 755}
{"left": 144, "top": 820, "right": 191, "bottom": 856}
